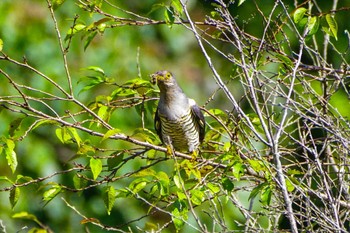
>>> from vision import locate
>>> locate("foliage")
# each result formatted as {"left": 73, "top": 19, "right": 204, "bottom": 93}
{"left": 1, "top": 0, "right": 350, "bottom": 232}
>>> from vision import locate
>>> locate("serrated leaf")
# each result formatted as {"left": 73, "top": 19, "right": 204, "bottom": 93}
{"left": 5, "top": 139, "right": 17, "bottom": 173}
{"left": 132, "top": 128, "right": 159, "bottom": 143}
{"left": 325, "top": 14, "right": 338, "bottom": 40}
{"left": 10, "top": 187, "right": 20, "bottom": 209}
{"left": 104, "top": 186, "right": 116, "bottom": 215}
{"left": 90, "top": 157, "right": 102, "bottom": 180}
{"left": 293, "top": 7, "right": 307, "bottom": 24}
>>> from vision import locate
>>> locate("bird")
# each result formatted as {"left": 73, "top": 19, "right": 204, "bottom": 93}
{"left": 150, "top": 70, "right": 205, "bottom": 155}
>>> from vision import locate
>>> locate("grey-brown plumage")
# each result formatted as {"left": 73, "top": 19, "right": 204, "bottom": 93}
{"left": 151, "top": 70, "right": 205, "bottom": 153}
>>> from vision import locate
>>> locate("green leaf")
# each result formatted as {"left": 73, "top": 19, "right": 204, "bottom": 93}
{"left": 0, "top": 38, "right": 3, "bottom": 51}
{"left": 238, "top": 0, "right": 246, "bottom": 6}
{"left": 156, "top": 171, "right": 169, "bottom": 196}
{"left": 55, "top": 127, "right": 72, "bottom": 144}
{"left": 43, "top": 185, "right": 62, "bottom": 202}
{"left": 12, "top": 212, "right": 39, "bottom": 223}
{"left": 325, "top": 14, "right": 338, "bottom": 40}
{"left": 73, "top": 174, "right": 88, "bottom": 190}
{"left": 171, "top": 0, "right": 183, "bottom": 16}
{"left": 173, "top": 174, "right": 183, "bottom": 189}
{"left": 207, "top": 183, "right": 220, "bottom": 194}
{"left": 5, "top": 139, "right": 17, "bottom": 173}
{"left": 171, "top": 206, "right": 188, "bottom": 231}
{"left": 104, "top": 186, "right": 116, "bottom": 215}
{"left": 231, "top": 160, "right": 245, "bottom": 181}
{"left": 67, "top": 127, "right": 82, "bottom": 147}
{"left": 285, "top": 178, "right": 295, "bottom": 192}
{"left": 164, "top": 7, "right": 175, "bottom": 26}
{"left": 222, "top": 177, "right": 234, "bottom": 192}
{"left": 52, "top": 0, "right": 66, "bottom": 10}
{"left": 97, "top": 105, "right": 109, "bottom": 122}
{"left": 31, "top": 119, "right": 58, "bottom": 131}
{"left": 190, "top": 189, "right": 205, "bottom": 206}
{"left": 307, "top": 16, "right": 319, "bottom": 36}
{"left": 275, "top": 54, "right": 293, "bottom": 67}
{"left": 293, "top": 7, "right": 307, "bottom": 24}
{"left": 10, "top": 187, "right": 20, "bottom": 209}
{"left": 84, "top": 31, "right": 98, "bottom": 51}
{"left": 90, "top": 157, "right": 102, "bottom": 180}
{"left": 102, "top": 128, "right": 121, "bottom": 141}
{"left": 9, "top": 117, "right": 24, "bottom": 137}
{"left": 107, "top": 152, "right": 124, "bottom": 170}
{"left": 129, "top": 178, "right": 148, "bottom": 193}
{"left": 132, "top": 128, "right": 159, "bottom": 144}
{"left": 82, "top": 66, "right": 105, "bottom": 76}
{"left": 260, "top": 184, "right": 272, "bottom": 205}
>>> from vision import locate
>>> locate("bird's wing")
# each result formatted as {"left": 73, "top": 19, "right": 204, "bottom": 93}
{"left": 190, "top": 101, "right": 206, "bottom": 143}
{"left": 154, "top": 107, "right": 164, "bottom": 143}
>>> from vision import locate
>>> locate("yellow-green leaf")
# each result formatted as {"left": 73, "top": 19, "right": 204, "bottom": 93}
{"left": 90, "top": 157, "right": 102, "bottom": 180}
{"left": 43, "top": 185, "right": 62, "bottom": 202}
{"left": 293, "top": 7, "right": 307, "bottom": 24}
{"left": 102, "top": 128, "right": 121, "bottom": 141}
{"left": 325, "top": 14, "right": 338, "bottom": 40}
{"left": 5, "top": 139, "right": 17, "bottom": 173}
{"left": 104, "top": 186, "right": 116, "bottom": 215}
{"left": 0, "top": 38, "right": 3, "bottom": 51}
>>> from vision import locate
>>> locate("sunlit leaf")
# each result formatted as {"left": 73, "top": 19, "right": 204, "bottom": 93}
{"left": 43, "top": 185, "right": 62, "bottom": 202}
{"left": 129, "top": 178, "right": 148, "bottom": 193}
{"left": 0, "top": 38, "right": 3, "bottom": 51}
{"left": 31, "top": 119, "right": 58, "bottom": 131}
{"left": 307, "top": 16, "right": 319, "bottom": 36}
{"left": 102, "top": 128, "right": 121, "bottom": 141}
{"left": 5, "top": 138, "right": 17, "bottom": 173}
{"left": 238, "top": 0, "right": 246, "bottom": 6}
{"left": 164, "top": 7, "right": 175, "bottom": 27}
{"left": 325, "top": 14, "right": 338, "bottom": 40}
{"left": 190, "top": 189, "right": 205, "bottom": 206}
{"left": 293, "top": 7, "right": 307, "bottom": 24}
{"left": 104, "top": 186, "right": 116, "bottom": 215}
{"left": 52, "top": 0, "right": 66, "bottom": 10}
{"left": 90, "top": 157, "right": 102, "bottom": 180}
{"left": 12, "top": 212, "right": 39, "bottom": 222}
{"left": 55, "top": 127, "right": 72, "bottom": 144}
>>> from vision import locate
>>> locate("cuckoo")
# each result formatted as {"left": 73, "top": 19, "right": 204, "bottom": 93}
{"left": 151, "top": 70, "right": 205, "bottom": 154}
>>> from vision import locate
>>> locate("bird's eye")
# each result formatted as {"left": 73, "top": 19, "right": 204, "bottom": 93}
{"left": 166, "top": 73, "right": 171, "bottom": 78}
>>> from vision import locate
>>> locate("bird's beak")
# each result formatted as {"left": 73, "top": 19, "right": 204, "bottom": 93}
{"left": 150, "top": 74, "right": 157, "bottom": 85}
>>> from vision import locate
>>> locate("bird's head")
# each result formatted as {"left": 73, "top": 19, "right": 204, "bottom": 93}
{"left": 150, "top": 70, "right": 177, "bottom": 89}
